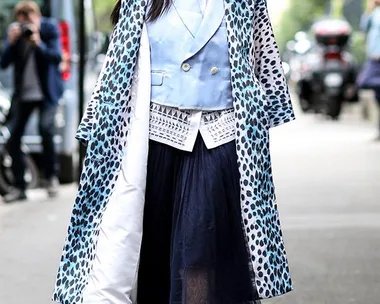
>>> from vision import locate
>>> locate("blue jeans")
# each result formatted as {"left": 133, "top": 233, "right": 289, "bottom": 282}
{"left": 7, "top": 101, "right": 58, "bottom": 190}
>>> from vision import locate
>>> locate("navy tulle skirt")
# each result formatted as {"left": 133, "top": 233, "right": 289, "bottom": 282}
{"left": 137, "top": 134, "right": 260, "bottom": 304}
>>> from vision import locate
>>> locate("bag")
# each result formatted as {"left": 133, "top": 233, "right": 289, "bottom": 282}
{"left": 356, "top": 59, "right": 380, "bottom": 90}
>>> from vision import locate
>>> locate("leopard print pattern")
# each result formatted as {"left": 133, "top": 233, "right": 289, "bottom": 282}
{"left": 224, "top": 0, "right": 294, "bottom": 298}
{"left": 52, "top": 1, "right": 147, "bottom": 303}
{"left": 53, "top": 0, "right": 295, "bottom": 303}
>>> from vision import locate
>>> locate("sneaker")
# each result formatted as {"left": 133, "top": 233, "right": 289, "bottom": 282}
{"left": 3, "top": 189, "right": 27, "bottom": 203}
{"left": 46, "top": 176, "right": 60, "bottom": 198}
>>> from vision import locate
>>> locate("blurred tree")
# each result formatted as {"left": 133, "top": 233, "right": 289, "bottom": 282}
{"left": 93, "top": 0, "right": 366, "bottom": 63}
{"left": 351, "top": 32, "right": 367, "bottom": 65}
{"left": 274, "top": 0, "right": 329, "bottom": 52}
{"left": 350, "top": 0, "right": 367, "bottom": 65}
{"left": 363, "top": 0, "right": 370, "bottom": 10}
{"left": 325, "top": 0, "right": 364, "bottom": 28}
{"left": 331, "top": 0, "right": 344, "bottom": 18}
{"left": 274, "top": 0, "right": 367, "bottom": 60}
{"left": 328, "top": 0, "right": 366, "bottom": 64}
{"left": 343, "top": 0, "right": 364, "bottom": 29}
{"left": 93, "top": 0, "right": 115, "bottom": 32}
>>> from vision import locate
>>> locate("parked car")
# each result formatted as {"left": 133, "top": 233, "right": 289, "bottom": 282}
{"left": 0, "top": 0, "right": 103, "bottom": 183}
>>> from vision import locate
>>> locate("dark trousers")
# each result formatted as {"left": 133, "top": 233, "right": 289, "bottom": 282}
{"left": 376, "top": 89, "right": 380, "bottom": 133}
{"left": 7, "top": 101, "right": 58, "bottom": 190}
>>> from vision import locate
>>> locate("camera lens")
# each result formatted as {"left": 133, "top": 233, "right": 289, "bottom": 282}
{"left": 21, "top": 23, "right": 33, "bottom": 38}
{"left": 23, "top": 28, "right": 33, "bottom": 37}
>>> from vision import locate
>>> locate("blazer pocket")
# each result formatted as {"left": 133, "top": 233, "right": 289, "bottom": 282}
{"left": 151, "top": 71, "right": 164, "bottom": 86}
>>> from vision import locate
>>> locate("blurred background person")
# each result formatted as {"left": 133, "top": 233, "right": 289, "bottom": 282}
{"left": 0, "top": 1, "right": 63, "bottom": 203}
{"left": 359, "top": 0, "right": 380, "bottom": 139}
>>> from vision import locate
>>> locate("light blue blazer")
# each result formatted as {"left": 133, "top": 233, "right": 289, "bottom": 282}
{"left": 146, "top": 0, "right": 233, "bottom": 110}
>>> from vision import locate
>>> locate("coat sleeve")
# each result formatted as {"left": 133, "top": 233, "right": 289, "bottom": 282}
{"left": 252, "top": 0, "right": 295, "bottom": 128}
{"left": 0, "top": 32, "right": 16, "bottom": 69}
{"left": 75, "top": 78, "right": 101, "bottom": 146}
{"left": 75, "top": 31, "right": 116, "bottom": 146}
{"left": 35, "top": 20, "right": 62, "bottom": 64}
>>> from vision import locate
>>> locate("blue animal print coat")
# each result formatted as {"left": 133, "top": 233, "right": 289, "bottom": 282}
{"left": 53, "top": 0, "right": 295, "bottom": 303}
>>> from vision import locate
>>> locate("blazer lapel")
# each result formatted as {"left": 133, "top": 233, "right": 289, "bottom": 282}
{"left": 172, "top": 0, "right": 203, "bottom": 37}
{"left": 183, "top": 0, "right": 225, "bottom": 61}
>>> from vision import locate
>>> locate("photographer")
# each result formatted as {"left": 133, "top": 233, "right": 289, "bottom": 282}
{"left": 0, "top": 1, "right": 63, "bottom": 203}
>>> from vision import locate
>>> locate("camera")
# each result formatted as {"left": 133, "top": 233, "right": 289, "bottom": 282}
{"left": 20, "top": 23, "right": 34, "bottom": 38}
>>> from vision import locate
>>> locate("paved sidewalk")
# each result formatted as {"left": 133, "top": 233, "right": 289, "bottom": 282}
{"left": 1, "top": 104, "right": 380, "bottom": 304}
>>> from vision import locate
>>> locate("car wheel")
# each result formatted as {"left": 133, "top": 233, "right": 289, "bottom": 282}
{"left": 0, "top": 149, "right": 39, "bottom": 196}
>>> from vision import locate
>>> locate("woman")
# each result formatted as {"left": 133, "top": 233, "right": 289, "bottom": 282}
{"left": 360, "top": 0, "right": 380, "bottom": 138}
{"left": 53, "top": 0, "right": 295, "bottom": 303}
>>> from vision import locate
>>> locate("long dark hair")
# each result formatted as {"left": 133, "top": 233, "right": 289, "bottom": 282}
{"left": 111, "top": 0, "right": 172, "bottom": 25}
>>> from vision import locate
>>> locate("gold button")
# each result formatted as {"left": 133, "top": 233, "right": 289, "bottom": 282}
{"left": 211, "top": 67, "right": 219, "bottom": 75}
{"left": 181, "top": 63, "right": 191, "bottom": 72}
